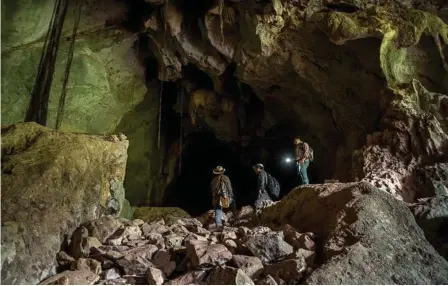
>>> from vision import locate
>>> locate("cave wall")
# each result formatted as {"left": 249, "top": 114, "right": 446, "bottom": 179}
{"left": 2, "top": 0, "right": 447, "bottom": 206}
{"left": 1, "top": 0, "right": 147, "bottom": 134}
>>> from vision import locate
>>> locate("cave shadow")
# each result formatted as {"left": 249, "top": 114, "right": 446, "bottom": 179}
{"left": 162, "top": 131, "right": 256, "bottom": 216}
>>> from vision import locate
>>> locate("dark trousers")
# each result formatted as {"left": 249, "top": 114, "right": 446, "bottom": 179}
{"left": 296, "top": 159, "right": 310, "bottom": 185}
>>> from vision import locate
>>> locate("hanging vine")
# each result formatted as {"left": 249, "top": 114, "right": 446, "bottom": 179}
{"left": 55, "top": 0, "right": 83, "bottom": 130}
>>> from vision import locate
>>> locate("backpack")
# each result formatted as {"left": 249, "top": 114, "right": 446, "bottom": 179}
{"left": 308, "top": 146, "right": 314, "bottom": 162}
{"left": 266, "top": 173, "right": 280, "bottom": 199}
{"left": 300, "top": 142, "right": 314, "bottom": 162}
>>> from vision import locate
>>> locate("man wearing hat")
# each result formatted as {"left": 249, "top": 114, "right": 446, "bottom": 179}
{"left": 211, "top": 165, "right": 235, "bottom": 229}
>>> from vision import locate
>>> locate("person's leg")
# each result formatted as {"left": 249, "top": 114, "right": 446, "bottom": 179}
{"left": 230, "top": 200, "right": 237, "bottom": 215}
{"left": 297, "top": 161, "right": 305, "bottom": 185}
{"left": 214, "top": 206, "right": 223, "bottom": 226}
{"left": 299, "top": 160, "right": 310, "bottom": 185}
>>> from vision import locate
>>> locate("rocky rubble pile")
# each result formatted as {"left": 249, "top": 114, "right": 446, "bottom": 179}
{"left": 41, "top": 209, "right": 316, "bottom": 285}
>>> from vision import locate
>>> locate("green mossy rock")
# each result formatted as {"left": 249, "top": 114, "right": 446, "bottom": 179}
{"left": 134, "top": 207, "right": 190, "bottom": 224}
{"left": 1, "top": 122, "right": 129, "bottom": 284}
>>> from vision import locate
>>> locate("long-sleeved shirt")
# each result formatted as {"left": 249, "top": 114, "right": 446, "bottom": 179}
{"left": 211, "top": 174, "right": 234, "bottom": 206}
{"left": 295, "top": 142, "right": 310, "bottom": 161}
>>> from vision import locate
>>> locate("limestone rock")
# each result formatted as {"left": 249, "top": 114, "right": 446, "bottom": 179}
{"left": 298, "top": 233, "right": 315, "bottom": 251}
{"left": 244, "top": 233, "right": 294, "bottom": 263}
{"left": 410, "top": 196, "right": 448, "bottom": 259}
{"left": 282, "top": 224, "right": 302, "bottom": 249}
{"left": 57, "top": 251, "right": 75, "bottom": 267}
{"left": 146, "top": 233, "right": 166, "bottom": 249}
{"left": 165, "top": 233, "right": 185, "bottom": 249}
{"left": 147, "top": 267, "right": 164, "bottom": 285}
{"left": 70, "top": 258, "right": 102, "bottom": 274}
{"left": 186, "top": 240, "right": 233, "bottom": 267}
{"left": 231, "top": 255, "right": 264, "bottom": 279}
{"left": 256, "top": 274, "right": 277, "bottom": 285}
{"left": 85, "top": 217, "right": 123, "bottom": 244}
{"left": 142, "top": 222, "right": 170, "bottom": 236}
{"left": 259, "top": 182, "right": 448, "bottom": 284}
{"left": 1, "top": 123, "right": 128, "bottom": 284}
{"left": 40, "top": 270, "right": 100, "bottom": 285}
{"left": 206, "top": 265, "right": 254, "bottom": 285}
{"left": 289, "top": 249, "right": 316, "bottom": 265}
{"left": 169, "top": 270, "right": 208, "bottom": 285}
{"left": 101, "top": 268, "right": 121, "bottom": 280}
{"left": 114, "top": 245, "right": 158, "bottom": 276}
{"left": 264, "top": 258, "right": 307, "bottom": 284}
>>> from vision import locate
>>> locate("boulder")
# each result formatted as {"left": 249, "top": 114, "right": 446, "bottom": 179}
{"left": 84, "top": 216, "right": 123, "bottom": 244}
{"left": 1, "top": 123, "right": 128, "bottom": 284}
{"left": 70, "top": 258, "right": 102, "bottom": 274}
{"left": 142, "top": 222, "right": 170, "bottom": 236}
{"left": 57, "top": 251, "right": 75, "bottom": 267}
{"left": 147, "top": 267, "right": 164, "bottom": 285}
{"left": 100, "top": 268, "right": 121, "bottom": 280}
{"left": 231, "top": 255, "right": 264, "bottom": 279}
{"left": 40, "top": 270, "right": 100, "bottom": 285}
{"left": 244, "top": 233, "right": 294, "bottom": 263}
{"left": 169, "top": 270, "right": 208, "bottom": 285}
{"left": 258, "top": 182, "right": 448, "bottom": 284}
{"left": 146, "top": 233, "right": 166, "bottom": 249}
{"left": 264, "top": 258, "right": 307, "bottom": 284}
{"left": 186, "top": 240, "right": 233, "bottom": 267}
{"left": 410, "top": 196, "right": 448, "bottom": 259}
{"left": 114, "top": 245, "right": 158, "bottom": 276}
{"left": 164, "top": 233, "right": 185, "bottom": 249}
{"left": 206, "top": 265, "right": 254, "bottom": 285}
{"left": 289, "top": 249, "right": 316, "bottom": 265}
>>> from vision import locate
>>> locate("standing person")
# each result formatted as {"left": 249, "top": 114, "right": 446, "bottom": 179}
{"left": 252, "top": 163, "right": 280, "bottom": 209}
{"left": 210, "top": 166, "right": 234, "bottom": 230}
{"left": 294, "top": 137, "right": 313, "bottom": 185}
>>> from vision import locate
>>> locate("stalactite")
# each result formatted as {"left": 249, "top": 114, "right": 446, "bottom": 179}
{"left": 25, "top": 0, "right": 69, "bottom": 125}
{"left": 55, "top": 0, "right": 83, "bottom": 130}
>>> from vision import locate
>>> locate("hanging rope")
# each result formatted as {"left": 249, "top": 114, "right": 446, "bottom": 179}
{"left": 56, "top": 0, "right": 82, "bottom": 130}
{"left": 157, "top": 5, "right": 169, "bottom": 149}
{"left": 25, "top": 0, "right": 69, "bottom": 125}
{"left": 179, "top": 82, "right": 184, "bottom": 171}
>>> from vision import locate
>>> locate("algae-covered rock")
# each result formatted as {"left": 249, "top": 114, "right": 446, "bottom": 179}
{"left": 1, "top": 122, "right": 128, "bottom": 284}
{"left": 134, "top": 207, "right": 190, "bottom": 223}
{"left": 1, "top": 0, "right": 146, "bottom": 134}
{"left": 120, "top": 199, "right": 135, "bottom": 220}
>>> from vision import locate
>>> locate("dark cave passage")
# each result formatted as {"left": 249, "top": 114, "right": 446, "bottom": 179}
{"left": 163, "top": 131, "right": 256, "bottom": 216}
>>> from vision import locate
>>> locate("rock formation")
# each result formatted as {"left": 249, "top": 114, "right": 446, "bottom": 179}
{"left": 2, "top": 0, "right": 447, "bottom": 204}
{"left": 32, "top": 182, "right": 448, "bottom": 285}
{"left": 1, "top": 123, "right": 128, "bottom": 284}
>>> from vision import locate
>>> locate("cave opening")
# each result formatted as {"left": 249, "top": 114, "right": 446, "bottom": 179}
{"left": 163, "top": 131, "right": 256, "bottom": 216}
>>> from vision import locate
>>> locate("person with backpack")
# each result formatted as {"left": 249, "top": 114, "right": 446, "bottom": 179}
{"left": 252, "top": 163, "right": 280, "bottom": 209}
{"left": 294, "top": 136, "right": 313, "bottom": 185}
{"left": 210, "top": 165, "right": 235, "bottom": 230}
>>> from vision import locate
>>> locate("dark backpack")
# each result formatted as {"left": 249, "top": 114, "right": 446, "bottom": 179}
{"left": 308, "top": 146, "right": 314, "bottom": 162}
{"left": 266, "top": 173, "right": 280, "bottom": 199}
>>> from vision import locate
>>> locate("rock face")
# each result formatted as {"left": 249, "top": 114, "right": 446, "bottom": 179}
{"left": 258, "top": 182, "right": 448, "bottom": 284}
{"left": 1, "top": 122, "right": 128, "bottom": 284}
{"left": 410, "top": 196, "right": 448, "bottom": 259}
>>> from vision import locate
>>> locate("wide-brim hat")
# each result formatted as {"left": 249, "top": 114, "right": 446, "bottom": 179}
{"left": 253, "top": 163, "right": 264, "bottom": 170}
{"left": 213, "top": 166, "right": 226, "bottom": 174}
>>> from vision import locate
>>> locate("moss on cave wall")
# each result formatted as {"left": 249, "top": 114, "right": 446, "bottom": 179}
{"left": 113, "top": 84, "right": 165, "bottom": 206}
{"left": 1, "top": 0, "right": 146, "bottom": 134}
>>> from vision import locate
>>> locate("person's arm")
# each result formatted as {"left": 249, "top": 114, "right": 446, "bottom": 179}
{"left": 225, "top": 176, "right": 233, "bottom": 197}
{"left": 257, "top": 171, "right": 267, "bottom": 193}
